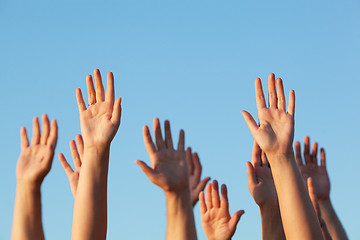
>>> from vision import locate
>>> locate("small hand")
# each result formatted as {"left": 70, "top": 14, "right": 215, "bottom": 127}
{"left": 58, "top": 134, "right": 84, "bottom": 197}
{"left": 241, "top": 73, "right": 295, "bottom": 159}
{"left": 199, "top": 180, "right": 244, "bottom": 240}
{"left": 246, "top": 141, "right": 278, "bottom": 208}
{"left": 186, "top": 148, "right": 211, "bottom": 206}
{"left": 136, "top": 119, "right": 189, "bottom": 192}
{"left": 16, "top": 115, "right": 58, "bottom": 186}
{"left": 76, "top": 69, "right": 122, "bottom": 149}
{"left": 296, "top": 137, "right": 330, "bottom": 201}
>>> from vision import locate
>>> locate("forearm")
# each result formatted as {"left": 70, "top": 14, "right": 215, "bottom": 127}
{"left": 165, "top": 190, "right": 197, "bottom": 240}
{"left": 12, "top": 182, "right": 44, "bottom": 240}
{"left": 319, "top": 199, "right": 348, "bottom": 240}
{"left": 260, "top": 206, "right": 285, "bottom": 240}
{"left": 71, "top": 147, "right": 110, "bottom": 240}
{"left": 269, "top": 153, "right": 323, "bottom": 240}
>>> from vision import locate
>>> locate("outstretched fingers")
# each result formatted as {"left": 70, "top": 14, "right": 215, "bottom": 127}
{"left": 252, "top": 141, "right": 261, "bottom": 167}
{"left": 111, "top": 97, "right": 122, "bottom": 126}
{"left": 312, "top": 142, "right": 318, "bottom": 165}
{"left": 105, "top": 71, "right": 115, "bottom": 103}
{"left": 295, "top": 141, "right": 303, "bottom": 166}
{"left": 58, "top": 153, "right": 75, "bottom": 177}
{"left": 320, "top": 148, "right": 326, "bottom": 168}
{"left": 255, "top": 77, "right": 266, "bottom": 110}
{"left": 276, "top": 78, "right": 286, "bottom": 111}
{"left": 287, "top": 89, "right": 295, "bottom": 116}
{"left": 47, "top": 120, "right": 58, "bottom": 150}
{"left": 220, "top": 184, "right": 229, "bottom": 211}
{"left": 86, "top": 74, "right": 96, "bottom": 105}
{"left": 70, "top": 139, "right": 82, "bottom": 170}
{"left": 76, "top": 88, "right": 87, "bottom": 112}
{"left": 143, "top": 125, "right": 156, "bottom": 156}
{"left": 241, "top": 111, "right": 258, "bottom": 136}
{"left": 268, "top": 73, "right": 277, "bottom": 108}
{"left": 164, "top": 120, "right": 174, "bottom": 149}
{"left": 205, "top": 183, "right": 213, "bottom": 209}
{"left": 135, "top": 160, "right": 156, "bottom": 181}
{"left": 20, "top": 127, "right": 29, "bottom": 151}
{"left": 40, "top": 114, "right": 50, "bottom": 145}
{"left": 229, "top": 210, "right": 245, "bottom": 231}
{"left": 199, "top": 191, "right": 207, "bottom": 214}
{"left": 177, "top": 129, "right": 185, "bottom": 152}
{"left": 31, "top": 117, "right": 40, "bottom": 145}
{"left": 212, "top": 180, "right": 220, "bottom": 208}
{"left": 153, "top": 118, "right": 165, "bottom": 150}
{"left": 186, "top": 148, "right": 194, "bottom": 176}
{"left": 94, "top": 69, "right": 105, "bottom": 102}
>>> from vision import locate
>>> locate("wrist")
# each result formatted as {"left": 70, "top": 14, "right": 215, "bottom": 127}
{"left": 16, "top": 180, "right": 42, "bottom": 192}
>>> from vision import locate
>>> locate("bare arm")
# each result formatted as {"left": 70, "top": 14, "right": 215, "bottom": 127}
{"left": 71, "top": 69, "right": 122, "bottom": 240}
{"left": 12, "top": 115, "right": 58, "bottom": 240}
{"left": 241, "top": 73, "right": 323, "bottom": 240}
{"left": 136, "top": 119, "right": 197, "bottom": 240}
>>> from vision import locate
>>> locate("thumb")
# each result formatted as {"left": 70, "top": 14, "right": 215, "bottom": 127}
{"left": 135, "top": 160, "right": 155, "bottom": 181}
{"left": 229, "top": 210, "right": 244, "bottom": 231}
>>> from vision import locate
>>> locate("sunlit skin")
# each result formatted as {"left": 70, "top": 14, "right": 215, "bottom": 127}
{"left": 136, "top": 119, "right": 197, "bottom": 240}
{"left": 12, "top": 115, "right": 58, "bottom": 240}
{"left": 69, "top": 69, "right": 122, "bottom": 240}
{"left": 199, "top": 180, "right": 244, "bottom": 240}
{"left": 246, "top": 141, "right": 285, "bottom": 240}
{"left": 296, "top": 138, "right": 348, "bottom": 240}
{"left": 241, "top": 73, "right": 323, "bottom": 240}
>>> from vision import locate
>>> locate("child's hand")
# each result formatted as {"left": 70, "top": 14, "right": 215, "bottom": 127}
{"left": 16, "top": 114, "right": 58, "bottom": 186}
{"left": 187, "top": 148, "right": 211, "bottom": 206}
{"left": 241, "top": 73, "right": 295, "bottom": 160}
{"left": 246, "top": 141, "right": 278, "bottom": 208}
{"left": 76, "top": 69, "right": 122, "bottom": 150}
{"left": 199, "top": 180, "right": 244, "bottom": 240}
{"left": 58, "top": 134, "right": 84, "bottom": 197}
{"left": 296, "top": 137, "right": 330, "bottom": 201}
{"left": 136, "top": 119, "right": 189, "bottom": 193}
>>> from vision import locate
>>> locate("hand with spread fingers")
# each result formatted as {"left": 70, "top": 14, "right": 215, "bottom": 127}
{"left": 296, "top": 137, "right": 330, "bottom": 201}
{"left": 76, "top": 69, "right": 122, "bottom": 149}
{"left": 246, "top": 141, "right": 285, "bottom": 240}
{"left": 136, "top": 119, "right": 197, "bottom": 240}
{"left": 241, "top": 73, "right": 323, "bottom": 240}
{"left": 199, "top": 180, "right": 244, "bottom": 240}
{"left": 59, "top": 134, "right": 84, "bottom": 198}
{"left": 12, "top": 115, "right": 58, "bottom": 240}
{"left": 187, "top": 148, "right": 211, "bottom": 207}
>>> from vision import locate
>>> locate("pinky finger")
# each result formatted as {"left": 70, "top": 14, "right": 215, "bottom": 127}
{"left": 47, "top": 120, "right": 58, "bottom": 150}
{"left": 287, "top": 90, "right": 295, "bottom": 116}
{"left": 20, "top": 127, "right": 29, "bottom": 150}
{"left": 320, "top": 148, "right": 326, "bottom": 168}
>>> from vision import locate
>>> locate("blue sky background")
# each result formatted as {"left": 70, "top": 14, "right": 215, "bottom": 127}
{"left": 1, "top": 0, "right": 359, "bottom": 239}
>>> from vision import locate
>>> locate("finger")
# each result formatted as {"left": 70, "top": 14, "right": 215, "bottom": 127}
{"left": 31, "top": 117, "right": 40, "bottom": 145}
{"left": 86, "top": 74, "right": 96, "bottom": 105}
{"left": 47, "top": 120, "right": 58, "bottom": 150}
{"left": 255, "top": 77, "right": 266, "bottom": 110}
{"left": 199, "top": 191, "right": 207, "bottom": 214}
{"left": 246, "top": 161, "right": 258, "bottom": 190}
{"left": 153, "top": 118, "right": 165, "bottom": 150}
{"left": 111, "top": 97, "right": 122, "bottom": 127}
{"left": 241, "top": 111, "right": 259, "bottom": 136}
{"left": 164, "top": 120, "right": 174, "bottom": 149}
{"left": 76, "top": 88, "right": 87, "bottom": 112}
{"left": 252, "top": 141, "right": 261, "bottom": 167}
{"left": 268, "top": 73, "right": 277, "bottom": 108}
{"left": 186, "top": 148, "right": 194, "bottom": 175}
{"left": 135, "top": 160, "right": 156, "bottom": 181}
{"left": 20, "top": 127, "right": 29, "bottom": 150}
{"left": 276, "top": 78, "right": 286, "bottom": 111}
{"left": 261, "top": 151, "right": 269, "bottom": 166}
{"left": 304, "top": 136, "right": 311, "bottom": 164}
{"left": 40, "top": 114, "right": 50, "bottom": 145}
{"left": 58, "top": 153, "right": 74, "bottom": 177}
{"left": 229, "top": 210, "right": 245, "bottom": 231}
{"left": 75, "top": 134, "right": 84, "bottom": 159}
{"left": 295, "top": 141, "right": 303, "bottom": 166}
{"left": 287, "top": 90, "right": 295, "bottom": 116}
{"left": 312, "top": 142, "right": 318, "bottom": 165}
{"left": 320, "top": 148, "right": 326, "bottom": 168}
{"left": 105, "top": 71, "right": 115, "bottom": 103}
{"left": 205, "top": 183, "right": 213, "bottom": 209}
{"left": 70, "top": 140, "right": 81, "bottom": 170}
{"left": 177, "top": 129, "right": 185, "bottom": 151}
{"left": 212, "top": 180, "right": 220, "bottom": 208}
{"left": 220, "top": 184, "right": 229, "bottom": 211}
{"left": 143, "top": 125, "right": 156, "bottom": 155}
{"left": 94, "top": 68, "right": 105, "bottom": 102}
{"left": 194, "top": 177, "right": 211, "bottom": 195}
{"left": 192, "top": 152, "right": 202, "bottom": 181}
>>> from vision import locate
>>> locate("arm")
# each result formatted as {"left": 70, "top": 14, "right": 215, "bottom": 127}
{"left": 199, "top": 180, "right": 244, "bottom": 240}
{"left": 241, "top": 73, "right": 323, "bottom": 240}
{"left": 135, "top": 119, "right": 197, "bottom": 240}
{"left": 296, "top": 138, "right": 348, "bottom": 240}
{"left": 71, "top": 69, "right": 122, "bottom": 240}
{"left": 246, "top": 141, "right": 285, "bottom": 240}
{"left": 12, "top": 115, "right": 58, "bottom": 240}
{"left": 187, "top": 150, "right": 211, "bottom": 207}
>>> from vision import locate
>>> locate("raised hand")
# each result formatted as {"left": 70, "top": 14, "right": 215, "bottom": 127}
{"left": 246, "top": 141, "right": 278, "bottom": 208}
{"left": 17, "top": 114, "right": 58, "bottom": 185}
{"left": 58, "top": 134, "right": 84, "bottom": 197}
{"left": 187, "top": 148, "right": 211, "bottom": 206}
{"left": 76, "top": 69, "right": 122, "bottom": 149}
{"left": 241, "top": 73, "right": 295, "bottom": 159}
{"left": 296, "top": 137, "right": 330, "bottom": 201}
{"left": 136, "top": 119, "right": 189, "bottom": 192}
{"left": 199, "top": 180, "right": 244, "bottom": 240}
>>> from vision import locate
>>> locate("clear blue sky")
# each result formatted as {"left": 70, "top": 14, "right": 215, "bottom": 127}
{"left": 1, "top": 0, "right": 359, "bottom": 239}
